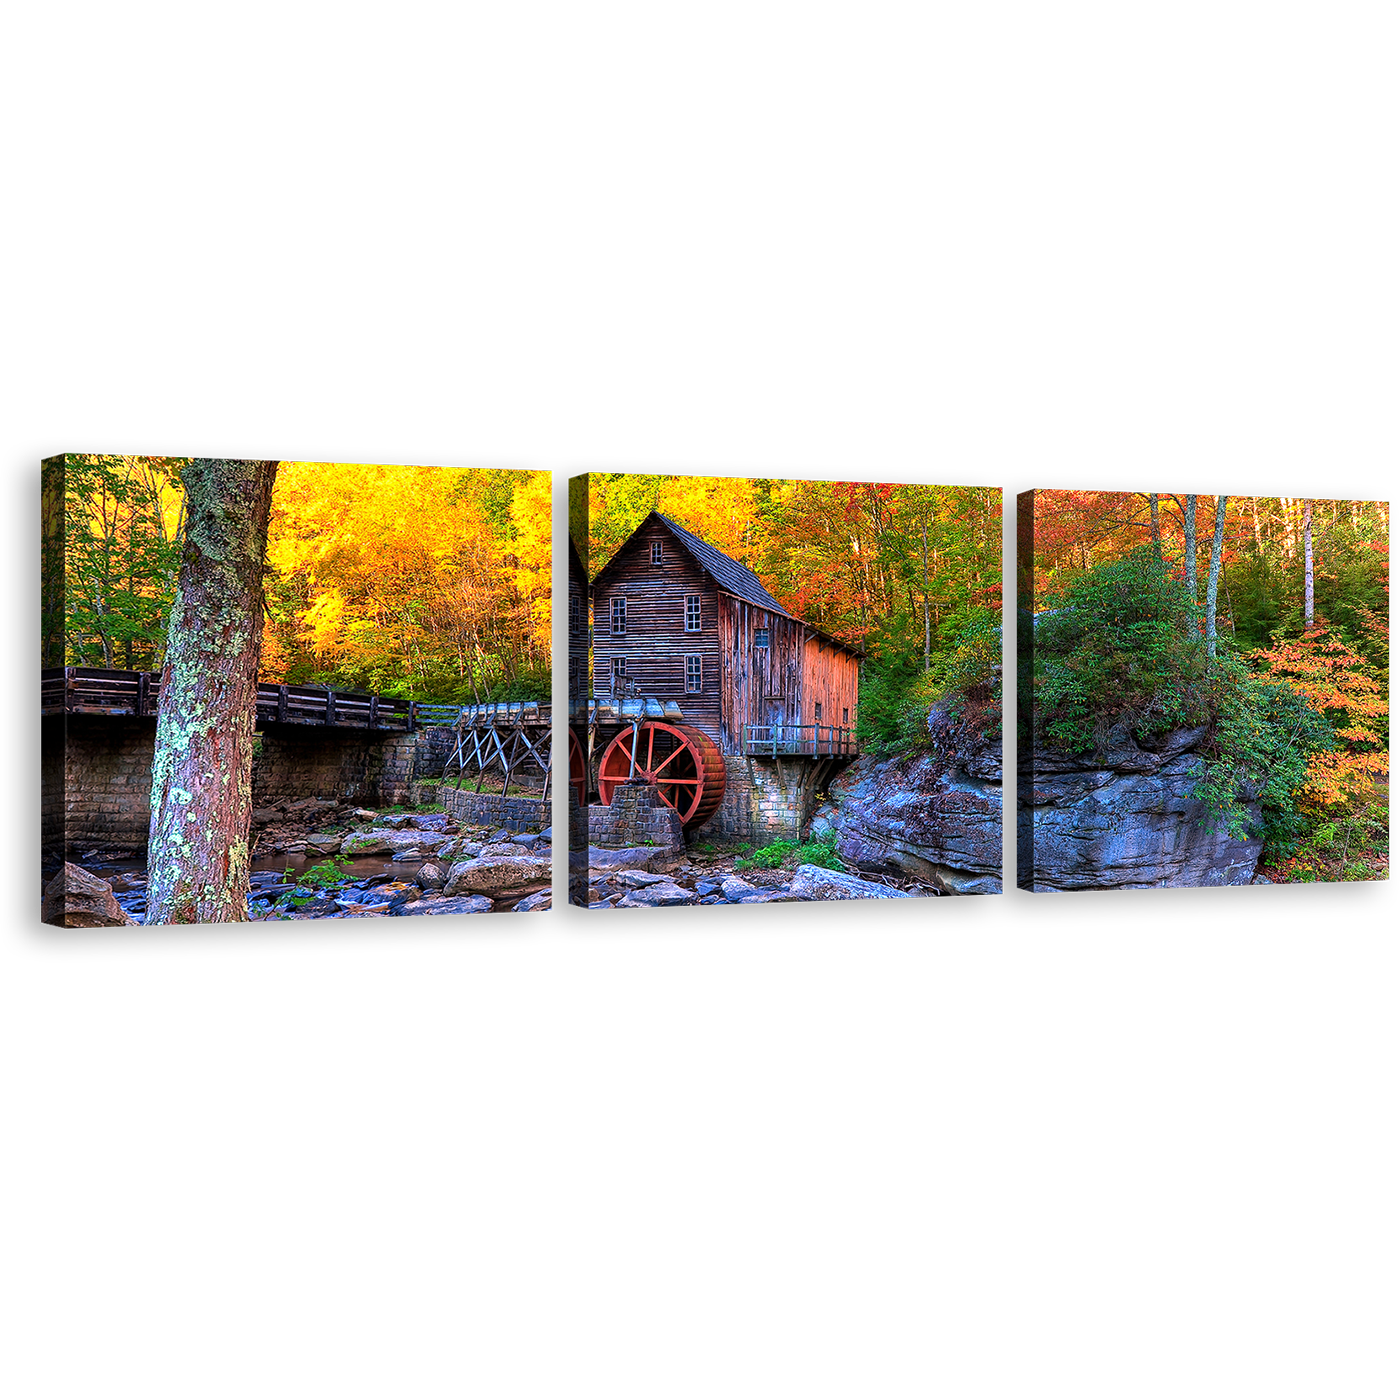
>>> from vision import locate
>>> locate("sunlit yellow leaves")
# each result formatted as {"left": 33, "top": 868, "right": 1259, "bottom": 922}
{"left": 303, "top": 588, "right": 346, "bottom": 659}
{"left": 261, "top": 462, "right": 551, "bottom": 700}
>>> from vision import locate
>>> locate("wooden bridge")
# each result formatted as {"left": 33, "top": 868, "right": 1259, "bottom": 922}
{"left": 43, "top": 666, "right": 416, "bottom": 732}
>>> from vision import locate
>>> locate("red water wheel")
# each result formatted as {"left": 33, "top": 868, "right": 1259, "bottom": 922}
{"left": 568, "top": 728, "right": 588, "bottom": 808}
{"left": 596, "top": 722, "right": 726, "bottom": 827}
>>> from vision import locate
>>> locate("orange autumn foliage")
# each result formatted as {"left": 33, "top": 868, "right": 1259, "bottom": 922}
{"left": 1251, "top": 624, "right": 1388, "bottom": 808}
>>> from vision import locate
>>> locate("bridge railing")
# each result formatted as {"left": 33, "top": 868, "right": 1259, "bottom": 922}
{"left": 742, "top": 723, "right": 858, "bottom": 758}
{"left": 42, "top": 666, "right": 414, "bottom": 731}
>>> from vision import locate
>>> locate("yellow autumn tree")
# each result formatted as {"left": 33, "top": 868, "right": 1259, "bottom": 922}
{"left": 262, "top": 462, "right": 551, "bottom": 703}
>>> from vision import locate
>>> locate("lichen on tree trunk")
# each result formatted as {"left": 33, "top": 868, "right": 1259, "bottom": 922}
{"left": 146, "top": 459, "right": 278, "bottom": 924}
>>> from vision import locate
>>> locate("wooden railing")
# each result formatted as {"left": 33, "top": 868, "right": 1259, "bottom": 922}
{"left": 42, "top": 666, "right": 415, "bottom": 731}
{"left": 742, "top": 723, "right": 858, "bottom": 757}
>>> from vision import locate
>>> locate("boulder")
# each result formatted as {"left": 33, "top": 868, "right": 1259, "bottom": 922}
{"left": 390, "top": 895, "right": 495, "bottom": 917}
{"left": 445, "top": 854, "right": 552, "bottom": 896}
{"left": 721, "top": 875, "right": 759, "bottom": 902}
{"left": 341, "top": 829, "right": 449, "bottom": 857}
{"left": 617, "top": 882, "right": 697, "bottom": 907}
{"left": 790, "top": 864, "right": 914, "bottom": 900}
{"left": 415, "top": 862, "right": 448, "bottom": 890}
{"left": 437, "top": 839, "right": 481, "bottom": 862}
{"left": 41, "top": 863, "right": 134, "bottom": 927}
{"left": 305, "top": 833, "right": 344, "bottom": 855}
{"left": 616, "top": 870, "right": 667, "bottom": 888}
{"left": 513, "top": 889, "right": 553, "bottom": 912}
{"left": 586, "top": 845, "right": 679, "bottom": 874}
{"left": 479, "top": 842, "right": 528, "bottom": 858}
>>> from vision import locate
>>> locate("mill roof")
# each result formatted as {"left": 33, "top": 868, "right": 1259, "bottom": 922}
{"left": 593, "top": 510, "right": 862, "bottom": 657}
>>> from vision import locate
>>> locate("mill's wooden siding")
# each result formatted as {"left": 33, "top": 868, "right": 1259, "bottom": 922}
{"left": 591, "top": 519, "right": 724, "bottom": 744}
{"left": 716, "top": 598, "right": 805, "bottom": 752}
{"left": 800, "top": 632, "right": 861, "bottom": 735}
{"left": 567, "top": 537, "right": 589, "bottom": 706}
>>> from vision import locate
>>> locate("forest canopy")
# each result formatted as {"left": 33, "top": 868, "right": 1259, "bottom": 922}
{"left": 49, "top": 456, "right": 552, "bottom": 704}
{"left": 1023, "top": 490, "right": 1389, "bottom": 882}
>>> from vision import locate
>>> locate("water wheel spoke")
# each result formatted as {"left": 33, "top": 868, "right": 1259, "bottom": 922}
{"left": 651, "top": 746, "right": 686, "bottom": 776}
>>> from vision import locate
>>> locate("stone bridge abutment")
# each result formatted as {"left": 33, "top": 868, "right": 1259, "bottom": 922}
{"left": 46, "top": 720, "right": 456, "bottom": 854}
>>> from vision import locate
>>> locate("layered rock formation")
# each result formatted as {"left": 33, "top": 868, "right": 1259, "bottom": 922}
{"left": 810, "top": 704, "right": 1003, "bottom": 896}
{"left": 1018, "top": 722, "right": 1263, "bottom": 891}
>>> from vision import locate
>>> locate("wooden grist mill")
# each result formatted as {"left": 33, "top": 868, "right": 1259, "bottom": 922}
{"left": 420, "top": 701, "right": 554, "bottom": 799}
{"left": 577, "top": 512, "right": 862, "bottom": 833}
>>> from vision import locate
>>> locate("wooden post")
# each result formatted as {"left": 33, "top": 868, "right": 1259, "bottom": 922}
{"left": 369, "top": 694, "right": 380, "bottom": 728}
{"left": 277, "top": 684, "right": 288, "bottom": 723}
{"left": 325, "top": 690, "right": 337, "bottom": 725}
{"left": 136, "top": 670, "right": 150, "bottom": 717}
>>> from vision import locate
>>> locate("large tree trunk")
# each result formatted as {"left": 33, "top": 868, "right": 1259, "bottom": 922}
{"left": 1148, "top": 493, "right": 1161, "bottom": 559}
{"left": 146, "top": 459, "right": 278, "bottom": 925}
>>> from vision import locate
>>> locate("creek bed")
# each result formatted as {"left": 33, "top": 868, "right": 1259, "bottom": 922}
{"left": 46, "top": 848, "right": 546, "bottom": 922}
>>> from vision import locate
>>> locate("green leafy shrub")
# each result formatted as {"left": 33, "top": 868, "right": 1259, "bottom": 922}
{"left": 734, "top": 832, "right": 844, "bottom": 872}
{"left": 735, "top": 840, "right": 795, "bottom": 870}
{"left": 1034, "top": 548, "right": 1208, "bottom": 752}
{"left": 290, "top": 854, "right": 353, "bottom": 890}
{"left": 1191, "top": 653, "right": 1334, "bottom": 853}
{"left": 796, "top": 833, "right": 845, "bottom": 870}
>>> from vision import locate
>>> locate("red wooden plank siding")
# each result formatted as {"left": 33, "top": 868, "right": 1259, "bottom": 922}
{"left": 800, "top": 629, "right": 861, "bottom": 738}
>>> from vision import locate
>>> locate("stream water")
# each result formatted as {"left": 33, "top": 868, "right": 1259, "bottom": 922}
{"left": 44, "top": 850, "right": 544, "bottom": 922}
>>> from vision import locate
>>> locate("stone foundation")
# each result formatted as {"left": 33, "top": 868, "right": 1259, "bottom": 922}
{"left": 252, "top": 725, "right": 422, "bottom": 809}
{"left": 695, "top": 755, "right": 841, "bottom": 842}
{"left": 587, "top": 780, "right": 684, "bottom": 850}
{"left": 46, "top": 715, "right": 156, "bottom": 852}
{"left": 48, "top": 720, "right": 458, "bottom": 853}
{"left": 438, "top": 785, "right": 548, "bottom": 833}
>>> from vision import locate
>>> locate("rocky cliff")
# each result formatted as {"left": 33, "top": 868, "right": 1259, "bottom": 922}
{"left": 1018, "top": 722, "right": 1263, "bottom": 891}
{"left": 810, "top": 703, "right": 1002, "bottom": 896}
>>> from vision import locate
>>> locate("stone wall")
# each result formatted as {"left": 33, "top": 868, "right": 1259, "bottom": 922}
{"left": 437, "top": 784, "right": 548, "bottom": 833}
{"left": 587, "top": 779, "right": 684, "bottom": 849}
{"left": 696, "top": 755, "right": 831, "bottom": 841}
{"left": 252, "top": 726, "right": 422, "bottom": 809}
{"left": 50, "top": 720, "right": 443, "bottom": 853}
{"left": 46, "top": 715, "right": 157, "bottom": 852}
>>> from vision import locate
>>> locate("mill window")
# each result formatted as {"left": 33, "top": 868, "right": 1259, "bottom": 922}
{"left": 568, "top": 594, "right": 580, "bottom": 634}
{"left": 684, "top": 594, "right": 701, "bottom": 631}
{"left": 568, "top": 656, "right": 580, "bottom": 702}
{"left": 814, "top": 701, "right": 822, "bottom": 724}
{"left": 842, "top": 707, "right": 849, "bottom": 725}
{"left": 611, "top": 595, "right": 627, "bottom": 635}
{"left": 754, "top": 627, "right": 769, "bottom": 648}
{"left": 685, "top": 654, "right": 703, "bottom": 693}
{"left": 651, "top": 540, "right": 664, "bottom": 565}
{"left": 610, "top": 656, "right": 627, "bottom": 692}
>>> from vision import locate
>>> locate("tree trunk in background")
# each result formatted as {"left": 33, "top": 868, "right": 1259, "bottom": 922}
{"left": 921, "top": 509, "right": 931, "bottom": 672}
{"left": 1183, "top": 495, "right": 1198, "bottom": 603}
{"left": 146, "top": 459, "right": 279, "bottom": 925}
{"left": 1303, "top": 498, "right": 1314, "bottom": 630}
{"left": 1205, "top": 495, "right": 1227, "bottom": 659}
{"left": 1149, "top": 494, "right": 1161, "bottom": 559}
